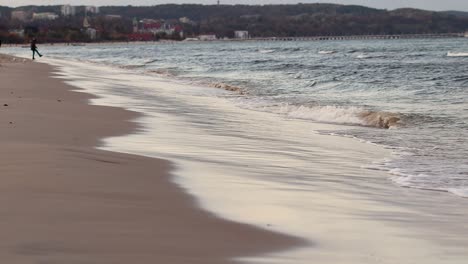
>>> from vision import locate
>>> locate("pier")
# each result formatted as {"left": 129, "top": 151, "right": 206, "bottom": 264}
{"left": 250, "top": 33, "right": 465, "bottom": 41}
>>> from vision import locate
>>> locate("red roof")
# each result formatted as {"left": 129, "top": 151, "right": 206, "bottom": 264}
{"left": 143, "top": 23, "right": 162, "bottom": 29}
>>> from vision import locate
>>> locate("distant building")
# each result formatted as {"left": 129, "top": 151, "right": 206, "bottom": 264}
{"left": 32, "top": 12, "right": 59, "bottom": 21}
{"left": 61, "top": 5, "right": 76, "bottom": 16}
{"left": 9, "top": 29, "right": 25, "bottom": 38}
{"left": 465, "top": 31, "right": 468, "bottom": 38}
{"left": 86, "top": 28, "right": 97, "bottom": 40}
{"left": 85, "top": 6, "right": 100, "bottom": 15}
{"left": 11, "top": 10, "right": 29, "bottom": 22}
{"left": 104, "top": 15, "right": 122, "bottom": 20}
{"left": 183, "top": 37, "right": 199, "bottom": 41}
{"left": 83, "top": 17, "right": 90, "bottom": 28}
{"left": 133, "top": 18, "right": 138, "bottom": 33}
{"left": 198, "top": 34, "right": 217, "bottom": 41}
{"left": 234, "top": 30, "right": 249, "bottom": 39}
{"left": 136, "top": 19, "right": 184, "bottom": 37}
{"left": 179, "top": 17, "right": 193, "bottom": 24}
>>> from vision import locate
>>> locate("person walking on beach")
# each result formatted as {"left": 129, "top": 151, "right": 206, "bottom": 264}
{"left": 31, "top": 38, "right": 42, "bottom": 60}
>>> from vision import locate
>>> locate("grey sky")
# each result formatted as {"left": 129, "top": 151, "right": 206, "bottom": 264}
{"left": 1, "top": 0, "right": 468, "bottom": 12}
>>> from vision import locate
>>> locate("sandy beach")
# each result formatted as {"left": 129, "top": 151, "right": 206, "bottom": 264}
{"left": 0, "top": 54, "right": 301, "bottom": 263}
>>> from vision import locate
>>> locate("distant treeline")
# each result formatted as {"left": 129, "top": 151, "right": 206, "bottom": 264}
{"left": 1, "top": 4, "right": 468, "bottom": 42}
{"left": 97, "top": 4, "right": 468, "bottom": 37}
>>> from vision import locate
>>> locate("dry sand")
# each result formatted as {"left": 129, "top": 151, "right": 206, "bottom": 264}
{"left": 0, "top": 54, "right": 301, "bottom": 264}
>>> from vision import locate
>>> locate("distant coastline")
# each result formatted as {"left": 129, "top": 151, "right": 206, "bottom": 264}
{"left": 1, "top": 4, "right": 468, "bottom": 43}
{"left": 1, "top": 32, "right": 466, "bottom": 48}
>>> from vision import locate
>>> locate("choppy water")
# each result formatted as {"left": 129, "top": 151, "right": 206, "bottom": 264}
{"left": 3, "top": 38, "right": 468, "bottom": 197}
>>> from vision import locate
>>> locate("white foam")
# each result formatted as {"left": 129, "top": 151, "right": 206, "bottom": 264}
{"left": 447, "top": 51, "right": 468, "bottom": 57}
{"left": 448, "top": 188, "right": 468, "bottom": 198}
{"left": 258, "top": 49, "right": 275, "bottom": 54}
{"left": 318, "top": 50, "right": 336, "bottom": 54}
{"left": 273, "top": 104, "right": 365, "bottom": 125}
{"left": 390, "top": 169, "right": 468, "bottom": 198}
{"left": 233, "top": 100, "right": 403, "bottom": 128}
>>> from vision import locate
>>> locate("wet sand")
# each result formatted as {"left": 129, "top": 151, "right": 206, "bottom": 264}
{"left": 0, "top": 54, "right": 301, "bottom": 263}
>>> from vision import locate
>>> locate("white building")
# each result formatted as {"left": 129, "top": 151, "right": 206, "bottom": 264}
{"left": 32, "top": 12, "right": 59, "bottom": 21}
{"left": 85, "top": 6, "right": 100, "bottom": 15}
{"left": 198, "top": 34, "right": 217, "bottom": 41}
{"left": 234, "top": 30, "right": 249, "bottom": 39}
{"left": 179, "top": 17, "right": 193, "bottom": 24}
{"left": 104, "top": 15, "right": 122, "bottom": 20}
{"left": 61, "top": 5, "right": 76, "bottom": 16}
{"left": 86, "top": 28, "right": 97, "bottom": 40}
{"left": 465, "top": 31, "right": 468, "bottom": 38}
{"left": 11, "top": 10, "right": 29, "bottom": 22}
{"left": 9, "top": 29, "right": 25, "bottom": 38}
{"left": 83, "top": 17, "right": 90, "bottom": 28}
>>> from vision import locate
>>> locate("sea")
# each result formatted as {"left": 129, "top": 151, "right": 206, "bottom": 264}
{"left": 2, "top": 38, "right": 468, "bottom": 263}
{"left": 7, "top": 38, "right": 467, "bottom": 196}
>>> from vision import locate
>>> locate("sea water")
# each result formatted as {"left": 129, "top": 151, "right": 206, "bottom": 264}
{"left": 2, "top": 39, "right": 468, "bottom": 263}
{"left": 5, "top": 38, "right": 467, "bottom": 197}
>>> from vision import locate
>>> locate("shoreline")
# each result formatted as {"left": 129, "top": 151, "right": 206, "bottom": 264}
{"left": 4, "top": 52, "right": 468, "bottom": 263}
{"left": 47, "top": 55, "right": 468, "bottom": 264}
{"left": 0, "top": 54, "right": 302, "bottom": 263}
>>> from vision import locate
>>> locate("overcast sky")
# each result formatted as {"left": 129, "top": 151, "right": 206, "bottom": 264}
{"left": 1, "top": 0, "right": 468, "bottom": 11}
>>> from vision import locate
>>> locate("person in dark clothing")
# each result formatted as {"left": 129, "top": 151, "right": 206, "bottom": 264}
{"left": 31, "top": 38, "right": 42, "bottom": 60}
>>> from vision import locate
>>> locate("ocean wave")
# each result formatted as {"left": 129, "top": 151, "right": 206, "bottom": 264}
{"left": 144, "top": 58, "right": 158, "bottom": 64}
{"left": 280, "top": 47, "right": 301, "bottom": 52}
{"left": 447, "top": 52, "right": 468, "bottom": 57}
{"left": 448, "top": 188, "right": 468, "bottom": 198}
{"left": 318, "top": 50, "right": 336, "bottom": 54}
{"left": 272, "top": 63, "right": 306, "bottom": 70}
{"left": 271, "top": 104, "right": 401, "bottom": 129}
{"left": 252, "top": 59, "right": 274, "bottom": 64}
{"left": 258, "top": 49, "right": 276, "bottom": 54}
{"left": 390, "top": 169, "right": 468, "bottom": 198}
{"left": 358, "top": 111, "right": 401, "bottom": 129}
{"left": 147, "top": 69, "right": 176, "bottom": 77}
{"left": 210, "top": 82, "right": 246, "bottom": 94}
{"left": 355, "top": 54, "right": 388, "bottom": 59}
{"left": 119, "top": 64, "right": 145, "bottom": 69}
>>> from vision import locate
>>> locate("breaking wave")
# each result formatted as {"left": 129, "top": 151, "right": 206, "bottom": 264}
{"left": 358, "top": 111, "right": 401, "bottom": 129}
{"left": 119, "top": 64, "right": 146, "bottom": 69}
{"left": 318, "top": 50, "right": 336, "bottom": 54}
{"left": 258, "top": 49, "right": 276, "bottom": 54}
{"left": 283, "top": 105, "right": 401, "bottom": 128}
{"left": 237, "top": 102, "right": 402, "bottom": 129}
{"left": 447, "top": 52, "right": 468, "bottom": 57}
{"left": 285, "top": 106, "right": 402, "bottom": 129}
{"left": 147, "top": 69, "right": 176, "bottom": 77}
{"left": 355, "top": 54, "right": 388, "bottom": 59}
{"left": 210, "top": 82, "right": 246, "bottom": 94}
{"left": 144, "top": 58, "right": 159, "bottom": 64}
{"left": 390, "top": 169, "right": 468, "bottom": 198}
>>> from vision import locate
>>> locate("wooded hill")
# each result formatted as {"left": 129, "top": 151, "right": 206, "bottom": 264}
{"left": 95, "top": 4, "right": 468, "bottom": 36}
{"left": 1, "top": 4, "right": 468, "bottom": 41}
